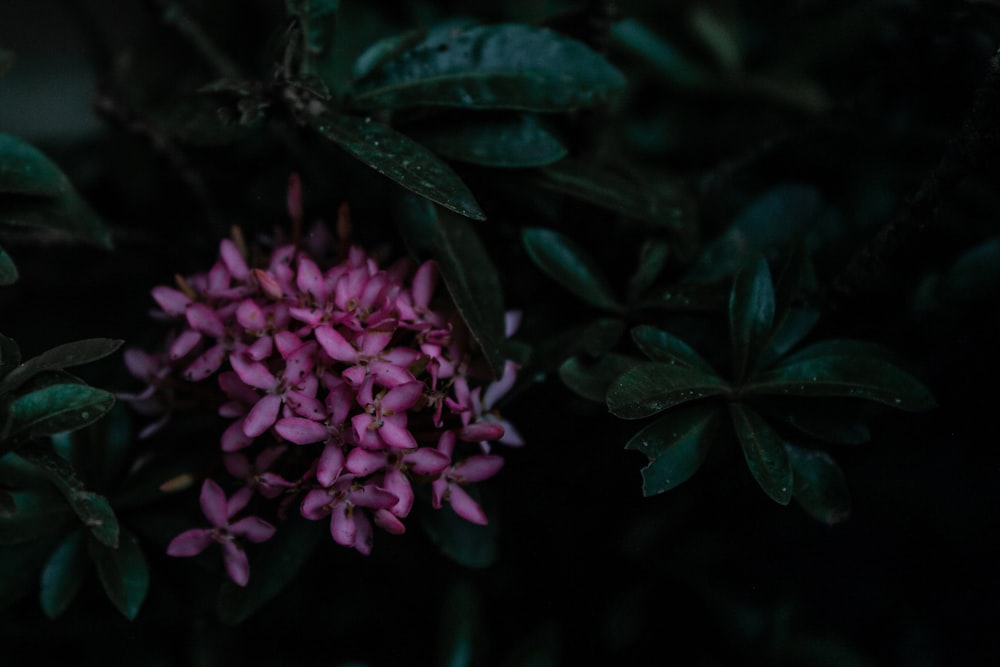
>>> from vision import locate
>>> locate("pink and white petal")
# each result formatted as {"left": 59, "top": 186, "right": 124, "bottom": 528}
{"left": 206, "top": 262, "right": 231, "bottom": 296}
{"left": 285, "top": 391, "right": 325, "bottom": 421}
{"left": 218, "top": 371, "right": 260, "bottom": 404}
{"left": 325, "top": 380, "right": 354, "bottom": 424}
{"left": 184, "top": 344, "right": 226, "bottom": 382}
{"left": 199, "top": 479, "right": 229, "bottom": 527}
{"left": 275, "top": 417, "right": 329, "bottom": 445}
{"left": 230, "top": 354, "right": 277, "bottom": 391}
{"left": 342, "top": 364, "right": 368, "bottom": 388}
{"left": 185, "top": 303, "right": 226, "bottom": 338}
{"left": 123, "top": 348, "right": 157, "bottom": 379}
{"left": 458, "top": 421, "right": 505, "bottom": 443}
{"left": 222, "top": 541, "right": 250, "bottom": 587}
{"left": 359, "top": 329, "right": 393, "bottom": 357}
{"left": 256, "top": 446, "right": 287, "bottom": 471}
{"left": 378, "top": 417, "right": 418, "bottom": 450}
{"left": 236, "top": 299, "right": 265, "bottom": 330}
{"left": 220, "top": 239, "right": 250, "bottom": 280}
{"left": 403, "top": 448, "right": 450, "bottom": 475}
{"left": 504, "top": 310, "right": 523, "bottom": 338}
{"left": 447, "top": 484, "right": 488, "bottom": 525}
{"left": 431, "top": 478, "right": 448, "bottom": 509}
{"left": 247, "top": 336, "right": 273, "bottom": 361}
{"left": 351, "top": 413, "right": 375, "bottom": 445}
{"left": 151, "top": 286, "right": 192, "bottom": 316}
{"left": 274, "top": 330, "right": 304, "bottom": 358}
{"left": 296, "top": 256, "right": 326, "bottom": 300}
{"left": 243, "top": 394, "right": 282, "bottom": 438}
{"left": 348, "top": 484, "right": 399, "bottom": 510}
{"left": 352, "top": 512, "right": 375, "bottom": 555}
{"left": 253, "top": 268, "right": 284, "bottom": 299}
{"left": 166, "top": 528, "right": 214, "bottom": 557}
{"left": 412, "top": 260, "right": 437, "bottom": 306}
{"left": 452, "top": 455, "right": 505, "bottom": 483}
{"left": 345, "top": 448, "right": 387, "bottom": 476}
{"left": 301, "top": 489, "right": 332, "bottom": 519}
{"left": 483, "top": 360, "right": 519, "bottom": 410}
{"left": 223, "top": 453, "right": 252, "bottom": 478}
{"left": 316, "top": 443, "right": 345, "bottom": 487}
{"left": 373, "top": 508, "right": 406, "bottom": 535}
{"left": 169, "top": 329, "right": 202, "bottom": 360}
{"left": 368, "top": 360, "right": 415, "bottom": 388}
{"left": 227, "top": 486, "right": 253, "bottom": 518}
{"left": 383, "top": 469, "right": 414, "bottom": 517}
{"left": 221, "top": 418, "right": 254, "bottom": 452}
{"left": 230, "top": 516, "right": 277, "bottom": 543}
{"left": 496, "top": 418, "right": 525, "bottom": 447}
{"left": 436, "top": 430, "right": 457, "bottom": 459}
{"left": 315, "top": 325, "right": 358, "bottom": 362}
{"left": 381, "top": 381, "right": 424, "bottom": 412}
{"left": 330, "top": 504, "right": 356, "bottom": 547}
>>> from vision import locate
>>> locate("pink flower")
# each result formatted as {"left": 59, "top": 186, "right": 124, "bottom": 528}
{"left": 430, "top": 431, "right": 505, "bottom": 525}
{"left": 166, "top": 479, "right": 276, "bottom": 587}
{"left": 300, "top": 475, "right": 398, "bottom": 554}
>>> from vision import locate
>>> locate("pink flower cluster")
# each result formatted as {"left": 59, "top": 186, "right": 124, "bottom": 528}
{"left": 128, "top": 196, "right": 522, "bottom": 586}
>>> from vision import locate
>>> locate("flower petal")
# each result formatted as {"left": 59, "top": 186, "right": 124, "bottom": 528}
{"left": 169, "top": 329, "right": 202, "bottom": 360}
{"left": 151, "top": 286, "right": 192, "bottom": 316}
{"left": 227, "top": 486, "right": 253, "bottom": 518}
{"left": 381, "top": 381, "right": 424, "bottom": 412}
{"left": 348, "top": 484, "right": 398, "bottom": 510}
{"left": 199, "top": 479, "right": 229, "bottom": 527}
{"left": 373, "top": 508, "right": 406, "bottom": 535}
{"left": 243, "top": 394, "right": 282, "bottom": 438}
{"left": 315, "top": 325, "right": 358, "bottom": 362}
{"left": 186, "top": 303, "right": 226, "bottom": 338}
{"left": 166, "top": 528, "right": 213, "bottom": 556}
{"left": 345, "top": 448, "right": 386, "bottom": 476}
{"left": 184, "top": 344, "right": 226, "bottom": 382}
{"left": 404, "top": 448, "right": 450, "bottom": 475}
{"left": 378, "top": 417, "right": 418, "bottom": 450}
{"left": 301, "top": 489, "right": 332, "bottom": 519}
{"left": 275, "top": 417, "right": 329, "bottom": 445}
{"left": 383, "top": 469, "right": 414, "bottom": 517}
{"left": 231, "top": 516, "right": 277, "bottom": 543}
{"left": 448, "top": 484, "right": 488, "bottom": 525}
{"left": 452, "top": 455, "right": 505, "bottom": 483}
{"left": 330, "top": 504, "right": 356, "bottom": 547}
{"left": 221, "top": 418, "right": 254, "bottom": 452}
{"left": 220, "top": 239, "right": 250, "bottom": 281}
{"left": 317, "top": 443, "right": 346, "bottom": 487}
{"left": 222, "top": 541, "right": 250, "bottom": 587}
{"left": 458, "top": 421, "right": 505, "bottom": 443}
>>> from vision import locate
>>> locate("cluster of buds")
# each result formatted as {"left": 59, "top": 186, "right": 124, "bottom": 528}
{"left": 124, "top": 181, "right": 521, "bottom": 586}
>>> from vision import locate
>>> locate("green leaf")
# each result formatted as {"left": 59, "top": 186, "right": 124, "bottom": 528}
{"left": 411, "top": 113, "right": 567, "bottom": 168}
{"left": 0, "top": 538, "right": 53, "bottom": 609}
{"left": 17, "top": 441, "right": 120, "bottom": 548}
{"left": 0, "top": 338, "right": 123, "bottom": 393}
{"left": 582, "top": 318, "right": 625, "bottom": 357}
{"left": 610, "top": 18, "right": 709, "bottom": 88}
{"left": 0, "top": 193, "right": 113, "bottom": 249}
{"left": 0, "top": 333, "right": 19, "bottom": 379}
{"left": 535, "top": 160, "right": 687, "bottom": 230}
{"left": 217, "top": 514, "right": 324, "bottom": 624}
{"left": 630, "top": 325, "right": 716, "bottom": 374}
{"left": 0, "top": 134, "right": 71, "bottom": 197}
{"left": 785, "top": 445, "right": 851, "bottom": 524}
{"left": 627, "top": 239, "right": 669, "bottom": 302}
{"left": 558, "top": 353, "right": 641, "bottom": 403}
{"left": 353, "top": 27, "right": 428, "bottom": 80}
{"left": 729, "top": 256, "right": 774, "bottom": 383}
{"left": 0, "top": 242, "right": 16, "bottom": 285}
{"left": 522, "top": 227, "right": 621, "bottom": 311}
{"left": 625, "top": 404, "right": 722, "bottom": 495}
{"left": 758, "top": 400, "right": 871, "bottom": 446}
{"left": 436, "top": 579, "right": 484, "bottom": 667}
{"left": 778, "top": 339, "right": 904, "bottom": 367}
{"left": 757, "top": 307, "right": 819, "bottom": 371}
{"left": 396, "top": 197, "right": 505, "bottom": 377}
{"left": 285, "top": 0, "right": 339, "bottom": 72}
{"left": 0, "top": 491, "right": 73, "bottom": 545}
{"left": 728, "top": 403, "right": 792, "bottom": 505}
{"left": 88, "top": 529, "right": 149, "bottom": 620}
{"left": 0, "top": 49, "right": 12, "bottom": 78}
{"left": 349, "top": 23, "right": 625, "bottom": 112}
{"left": 745, "top": 357, "right": 936, "bottom": 411}
{"left": 70, "top": 404, "right": 133, "bottom": 490}
{"left": 311, "top": 112, "right": 484, "bottom": 220}
{"left": 0, "top": 489, "right": 13, "bottom": 516}
{"left": 40, "top": 529, "right": 89, "bottom": 619}
{"left": 419, "top": 490, "right": 498, "bottom": 569}
{"left": 607, "top": 362, "right": 730, "bottom": 420}
{"left": 6, "top": 384, "right": 117, "bottom": 442}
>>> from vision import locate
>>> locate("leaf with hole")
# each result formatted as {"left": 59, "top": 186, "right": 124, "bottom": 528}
{"left": 626, "top": 404, "right": 722, "bottom": 495}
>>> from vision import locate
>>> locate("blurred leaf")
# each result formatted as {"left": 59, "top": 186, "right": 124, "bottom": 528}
{"left": 786, "top": 445, "right": 851, "bottom": 524}
{"left": 0, "top": 49, "right": 11, "bottom": 78}
{"left": 396, "top": 196, "right": 505, "bottom": 377}
{"left": 0, "top": 194, "right": 112, "bottom": 249}
{"left": 6, "top": 384, "right": 116, "bottom": 442}
{"left": 311, "top": 112, "right": 484, "bottom": 220}
{"left": 286, "top": 0, "right": 340, "bottom": 72}
{"left": 522, "top": 227, "right": 621, "bottom": 311}
{"left": 0, "top": 134, "right": 70, "bottom": 197}
{"left": 436, "top": 579, "right": 483, "bottom": 667}
{"left": 757, "top": 307, "right": 819, "bottom": 371}
{"left": 412, "top": 113, "right": 566, "bottom": 168}
{"left": 353, "top": 27, "right": 427, "bottom": 80}
{"left": 761, "top": 400, "right": 871, "bottom": 446}
{"left": 0, "top": 338, "right": 122, "bottom": 394}
{"left": 218, "top": 514, "right": 323, "bottom": 624}
{"left": 0, "top": 242, "right": 16, "bottom": 285}
{"left": 40, "top": 529, "right": 88, "bottom": 619}
{"left": 729, "top": 404, "right": 792, "bottom": 505}
{"left": 88, "top": 529, "right": 149, "bottom": 620}
{"left": 626, "top": 404, "right": 722, "bottom": 495}
{"left": 746, "top": 356, "right": 936, "bottom": 411}
{"left": 758, "top": 250, "right": 820, "bottom": 369}
{"left": 611, "top": 18, "right": 709, "bottom": 87}
{"left": 627, "top": 239, "right": 669, "bottom": 302}
{"left": 0, "top": 333, "right": 19, "bottom": 379}
{"left": 535, "top": 160, "right": 687, "bottom": 230}
{"left": 631, "top": 283, "right": 729, "bottom": 312}
{"left": 630, "top": 325, "right": 716, "bottom": 373}
{"left": 582, "top": 318, "right": 625, "bottom": 357}
{"left": 729, "top": 256, "right": 775, "bottom": 383}
{"left": 779, "top": 339, "right": 903, "bottom": 367}
{"left": 155, "top": 97, "right": 249, "bottom": 146}
{"left": 17, "top": 441, "right": 119, "bottom": 548}
{"left": 940, "top": 237, "right": 1000, "bottom": 301}
{"left": 0, "top": 490, "right": 12, "bottom": 516}
{"left": 0, "top": 538, "right": 53, "bottom": 609}
{"left": 350, "top": 23, "right": 625, "bottom": 112}
{"left": 419, "top": 493, "right": 498, "bottom": 569}
{"left": 70, "top": 404, "right": 133, "bottom": 490}
{"left": 559, "top": 353, "right": 641, "bottom": 403}
{"left": 607, "top": 362, "right": 730, "bottom": 420}
{"left": 0, "top": 491, "right": 72, "bottom": 544}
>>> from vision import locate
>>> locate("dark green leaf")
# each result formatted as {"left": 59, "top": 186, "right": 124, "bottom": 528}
{"left": 285, "top": 0, "right": 339, "bottom": 72}
{"left": 0, "top": 333, "right": 19, "bottom": 378}
{"left": 0, "top": 338, "right": 123, "bottom": 393}
{"left": 17, "top": 441, "right": 119, "bottom": 548}
{"left": 311, "top": 112, "right": 484, "bottom": 220}
{"left": 627, "top": 239, "right": 670, "bottom": 302}
{"left": 0, "top": 242, "right": 16, "bottom": 285}
{"left": 522, "top": 227, "right": 621, "bottom": 311}
{"left": 0, "top": 538, "right": 53, "bottom": 609}
{"left": 40, "top": 529, "right": 88, "bottom": 619}
{"left": 631, "top": 283, "right": 730, "bottom": 312}
{"left": 0, "top": 489, "right": 13, "bottom": 516}
{"left": 607, "top": 362, "right": 730, "bottom": 420}
{"left": 630, "top": 325, "right": 716, "bottom": 373}
{"left": 0, "top": 492, "right": 72, "bottom": 544}
{"left": 729, "top": 403, "right": 792, "bottom": 505}
{"left": 396, "top": 197, "right": 505, "bottom": 377}
{"left": 350, "top": 24, "right": 625, "bottom": 112}
{"left": 419, "top": 490, "right": 497, "bottom": 569}
{"left": 0, "top": 49, "right": 12, "bottom": 78}
{"left": 0, "top": 133, "right": 71, "bottom": 197}
{"left": 0, "top": 188, "right": 113, "bottom": 249}
{"left": 582, "top": 318, "right": 626, "bottom": 357}
{"left": 778, "top": 338, "right": 904, "bottom": 367}
{"left": 757, "top": 307, "right": 819, "bottom": 370}
{"left": 558, "top": 353, "right": 641, "bottom": 403}
{"left": 746, "top": 357, "right": 935, "bottom": 411}
{"left": 7, "top": 384, "right": 117, "bottom": 441}
{"left": 69, "top": 404, "right": 133, "bottom": 490}
{"left": 88, "top": 529, "right": 149, "bottom": 620}
{"left": 436, "top": 579, "right": 484, "bottom": 667}
{"left": 626, "top": 404, "right": 722, "bottom": 495}
{"left": 757, "top": 399, "right": 871, "bottom": 446}
{"left": 729, "top": 256, "right": 774, "bottom": 383}
{"left": 610, "top": 18, "right": 709, "bottom": 87}
{"left": 217, "top": 514, "right": 324, "bottom": 624}
{"left": 535, "top": 160, "right": 687, "bottom": 230}
{"left": 353, "top": 27, "right": 428, "bottom": 80}
{"left": 411, "top": 113, "right": 566, "bottom": 168}
{"left": 786, "top": 444, "right": 851, "bottom": 524}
